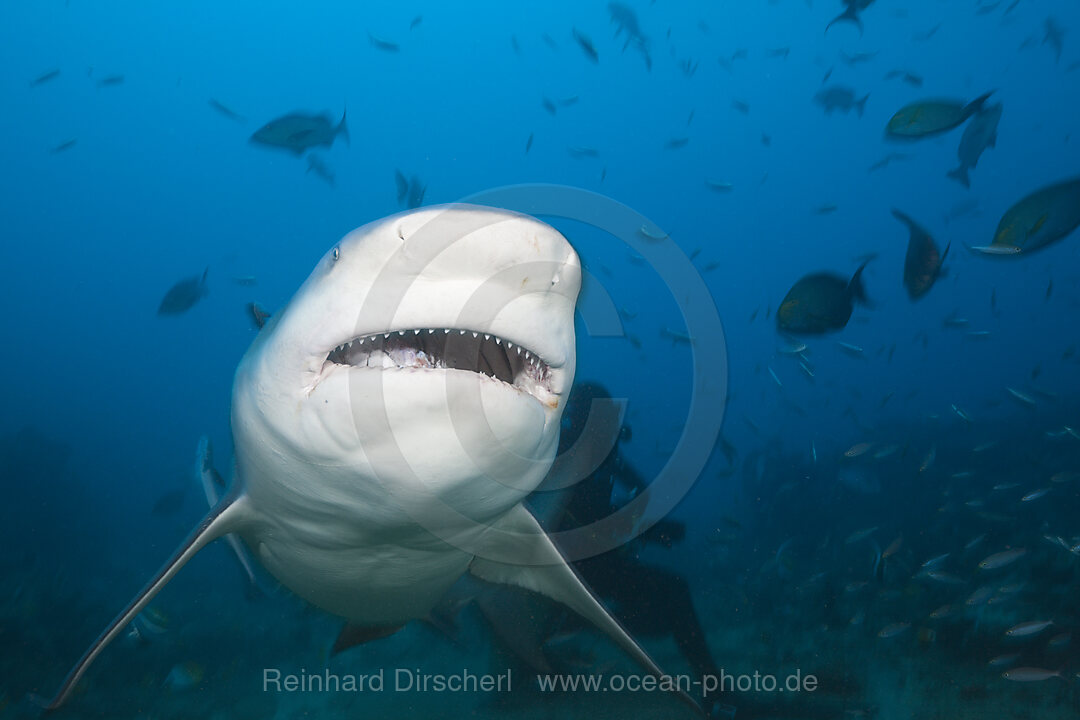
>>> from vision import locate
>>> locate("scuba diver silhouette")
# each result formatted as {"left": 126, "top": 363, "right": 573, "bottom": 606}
{"left": 548, "top": 381, "right": 722, "bottom": 690}
{"left": 543, "top": 382, "right": 837, "bottom": 720}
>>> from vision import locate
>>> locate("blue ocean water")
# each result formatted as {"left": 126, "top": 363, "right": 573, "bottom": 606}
{"left": 2, "top": 1, "right": 1080, "bottom": 718}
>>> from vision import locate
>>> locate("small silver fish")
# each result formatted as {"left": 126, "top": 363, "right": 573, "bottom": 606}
{"left": 1002, "top": 667, "right": 1061, "bottom": 682}
{"left": 877, "top": 622, "right": 911, "bottom": 638}
{"left": 921, "top": 553, "right": 950, "bottom": 569}
{"left": 951, "top": 404, "right": 973, "bottom": 422}
{"left": 979, "top": 548, "right": 1027, "bottom": 570}
{"left": 1021, "top": 488, "right": 1050, "bottom": 502}
{"left": 969, "top": 244, "right": 1022, "bottom": 255}
{"left": 1006, "top": 387, "right": 1036, "bottom": 406}
{"left": 1005, "top": 620, "right": 1054, "bottom": 637}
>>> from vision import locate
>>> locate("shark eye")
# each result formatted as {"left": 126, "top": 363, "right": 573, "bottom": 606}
{"left": 332, "top": 247, "right": 340, "bottom": 262}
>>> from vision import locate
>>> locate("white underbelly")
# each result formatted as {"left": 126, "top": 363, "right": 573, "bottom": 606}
{"left": 243, "top": 521, "right": 474, "bottom": 624}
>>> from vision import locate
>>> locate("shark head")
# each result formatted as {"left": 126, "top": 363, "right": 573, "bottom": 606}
{"left": 232, "top": 205, "right": 581, "bottom": 534}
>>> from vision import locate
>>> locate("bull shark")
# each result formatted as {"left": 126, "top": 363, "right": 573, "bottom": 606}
{"left": 43, "top": 205, "right": 699, "bottom": 715}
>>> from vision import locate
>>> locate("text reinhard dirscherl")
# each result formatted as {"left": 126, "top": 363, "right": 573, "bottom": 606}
{"left": 263, "top": 668, "right": 512, "bottom": 694}
{"left": 262, "top": 668, "right": 818, "bottom": 698}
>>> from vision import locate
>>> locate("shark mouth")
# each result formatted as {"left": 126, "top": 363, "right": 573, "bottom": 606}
{"left": 323, "top": 329, "right": 555, "bottom": 405}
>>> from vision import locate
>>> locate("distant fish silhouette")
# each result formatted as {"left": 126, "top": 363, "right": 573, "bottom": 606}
{"left": 208, "top": 98, "right": 246, "bottom": 123}
{"left": 369, "top": 33, "right": 400, "bottom": 52}
{"left": 158, "top": 267, "right": 208, "bottom": 315}
{"left": 31, "top": 68, "right": 60, "bottom": 87}
{"left": 250, "top": 110, "right": 348, "bottom": 155}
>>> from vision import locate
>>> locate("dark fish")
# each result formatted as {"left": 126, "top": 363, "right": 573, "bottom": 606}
{"left": 247, "top": 302, "right": 270, "bottom": 330}
{"left": 542, "top": 97, "right": 557, "bottom": 115}
{"left": 511, "top": 35, "right": 521, "bottom": 55}
{"left": 761, "top": 133, "right": 771, "bottom": 146}
{"left": 815, "top": 204, "right": 839, "bottom": 214}
{"left": 731, "top": 99, "right": 750, "bottom": 114}
{"left": 31, "top": 69, "right": 60, "bottom": 87}
{"left": 559, "top": 95, "right": 579, "bottom": 107}
{"left": 886, "top": 92, "right": 993, "bottom": 139}
{"left": 814, "top": 86, "right": 869, "bottom": 116}
{"left": 541, "top": 33, "right": 558, "bottom": 49}
{"left": 410, "top": 15, "right": 423, "bottom": 30}
{"left": 777, "top": 262, "right": 871, "bottom": 335}
{"left": 525, "top": 132, "right": 534, "bottom": 154}
{"left": 979, "top": 177, "right": 1080, "bottom": 254}
{"left": 572, "top": 28, "right": 599, "bottom": 63}
{"left": 306, "top": 154, "right": 335, "bottom": 187}
{"left": 664, "top": 137, "right": 689, "bottom": 150}
{"left": 208, "top": 98, "right": 246, "bottom": 123}
{"left": 947, "top": 103, "right": 1002, "bottom": 188}
{"left": 369, "top": 34, "right": 400, "bottom": 52}
{"left": 826, "top": 0, "right": 876, "bottom": 36}
{"left": 893, "top": 210, "right": 949, "bottom": 299}
{"left": 767, "top": 47, "right": 790, "bottom": 59}
{"left": 158, "top": 267, "right": 209, "bottom": 315}
{"left": 50, "top": 139, "right": 77, "bottom": 154}
{"left": 1044, "top": 17, "right": 1065, "bottom": 63}
{"left": 97, "top": 74, "right": 125, "bottom": 88}
{"left": 250, "top": 110, "right": 349, "bottom": 155}
{"left": 608, "top": 2, "right": 651, "bottom": 69}
{"left": 151, "top": 487, "right": 186, "bottom": 517}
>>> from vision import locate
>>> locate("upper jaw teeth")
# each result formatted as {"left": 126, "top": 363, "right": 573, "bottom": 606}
{"left": 323, "top": 327, "right": 553, "bottom": 399}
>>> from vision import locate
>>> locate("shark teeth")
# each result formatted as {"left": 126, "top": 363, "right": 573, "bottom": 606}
{"left": 324, "top": 329, "right": 551, "bottom": 398}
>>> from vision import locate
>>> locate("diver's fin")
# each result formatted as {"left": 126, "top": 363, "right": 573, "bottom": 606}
{"left": 43, "top": 495, "right": 249, "bottom": 710}
{"left": 331, "top": 623, "right": 404, "bottom": 656}
{"left": 469, "top": 503, "right": 704, "bottom": 717}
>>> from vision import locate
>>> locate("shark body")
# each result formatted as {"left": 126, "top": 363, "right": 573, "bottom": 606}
{"left": 45, "top": 205, "right": 698, "bottom": 715}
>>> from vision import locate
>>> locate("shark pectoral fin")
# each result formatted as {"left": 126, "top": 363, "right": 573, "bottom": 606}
{"left": 331, "top": 623, "right": 404, "bottom": 656}
{"left": 469, "top": 504, "right": 703, "bottom": 717}
{"left": 43, "top": 496, "right": 249, "bottom": 710}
